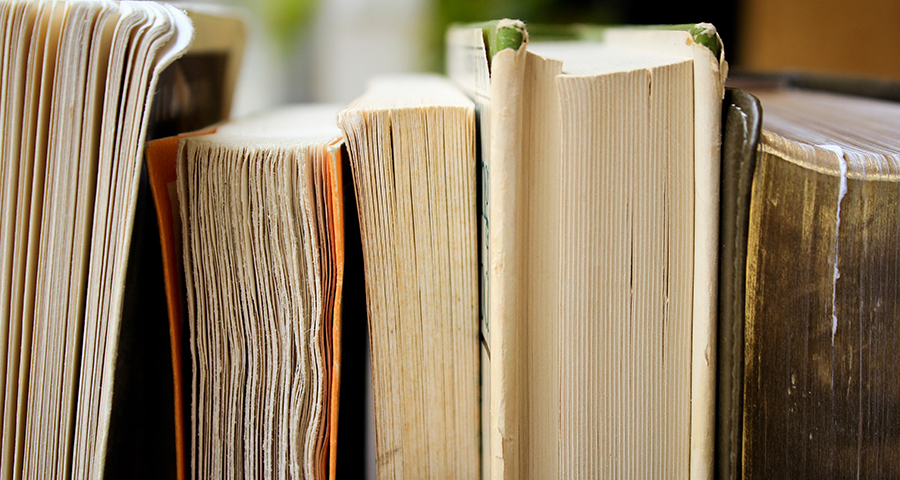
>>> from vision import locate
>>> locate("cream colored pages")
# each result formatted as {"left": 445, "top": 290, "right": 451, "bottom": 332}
{"left": 526, "top": 43, "right": 695, "bottom": 479}
{"left": 0, "top": 6, "right": 36, "bottom": 475}
{"left": 450, "top": 23, "right": 726, "bottom": 480}
{"left": 5, "top": 3, "right": 64, "bottom": 475}
{"left": 65, "top": 8, "right": 149, "bottom": 474}
{"left": 338, "top": 76, "right": 479, "bottom": 480}
{"left": 603, "top": 28, "right": 728, "bottom": 478}
{"left": 24, "top": 4, "right": 121, "bottom": 477}
{"left": 0, "top": 4, "right": 35, "bottom": 441}
{"left": 178, "top": 105, "right": 342, "bottom": 480}
{"left": 83, "top": 4, "right": 192, "bottom": 477}
{"left": 0, "top": 1, "right": 193, "bottom": 477}
{"left": 88, "top": 2, "right": 194, "bottom": 475}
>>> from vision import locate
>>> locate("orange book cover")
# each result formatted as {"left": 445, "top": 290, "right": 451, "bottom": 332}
{"left": 145, "top": 129, "right": 213, "bottom": 480}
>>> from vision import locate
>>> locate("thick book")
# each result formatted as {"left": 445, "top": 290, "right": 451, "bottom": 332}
{"left": 156, "top": 75, "right": 480, "bottom": 479}
{"left": 447, "top": 20, "right": 728, "bottom": 479}
{"left": 147, "top": 72, "right": 477, "bottom": 479}
{"left": 0, "top": 1, "right": 243, "bottom": 478}
{"left": 168, "top": 105, "right": 345, "bottom": 480}
{"left": 337, "top": 75, "right": 480, "bottom": 479}
{"left": 720, "top": 82, "right": 900, "bottom": 479}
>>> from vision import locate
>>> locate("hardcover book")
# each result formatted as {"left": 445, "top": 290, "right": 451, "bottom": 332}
{"left": 447, "top": 20, "right": 728, "bottom": 480}
{"left": 733, "top": 83, "right": 900, "bottom": 479}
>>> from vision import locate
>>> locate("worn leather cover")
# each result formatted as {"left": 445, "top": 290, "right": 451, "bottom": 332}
{"left": 734, "top": 77, "right": 900, "bottom": 479}
{"left": 715, "top": 87, "right": 762, "bottom": 480}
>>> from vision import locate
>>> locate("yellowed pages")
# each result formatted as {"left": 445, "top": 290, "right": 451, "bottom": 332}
{"left": 338, "top": 76, "right": 479, "bottom": 479}
{"left": 449, "top": 22, "right": 727, "bottom": 480}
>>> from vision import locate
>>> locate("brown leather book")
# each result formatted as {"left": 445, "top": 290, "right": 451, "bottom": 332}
{"left": 722, "top": 80, "right": 900, "bottom": 479}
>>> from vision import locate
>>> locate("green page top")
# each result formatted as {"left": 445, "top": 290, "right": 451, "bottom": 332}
{"left": 451, "top": 19, "right": 527, "bottom": 59}
{"left": 486, "top": 19, "right": 527, "bottom": 57}
{"left": 450, "top": 20, "right": 723, "bottom": 68}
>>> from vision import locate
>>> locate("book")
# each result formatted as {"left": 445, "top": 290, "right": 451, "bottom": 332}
{"left": 447, "top": 20, "right": 728, "bottom": 479}
{"left": 149, "top": 74, "right": 477, "bottom": 480}
{"left": 169, "top": 105, "right": 344, "bottom": 480}
{"left": 159, "top": 74, "right": 479, "bottom": 480}
{"left": 337, "top": 75, "right": 480, "bottom": 479}
{"left": 719, "top": 82, "right": 900, "bottom": 479}
{"left": 0, "top": 1, "right": 243, "bottom": 478}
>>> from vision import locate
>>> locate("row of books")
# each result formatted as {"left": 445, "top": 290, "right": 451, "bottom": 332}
{"left": 1, "top": 1, "right": 899, "bottom": 478}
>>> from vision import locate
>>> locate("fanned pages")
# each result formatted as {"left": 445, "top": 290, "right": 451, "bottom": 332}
{"left": 128, "top": 7, "right": 244, "bottom": 479}
{"left": 0, "top": 1, "right": 191, "bottom": 477}
{"left": 447, "top": 21, "right": 727, "bottom": 479}
{"left": 177, "top": 105, "right": 344, "bottom": 480}
{"left": 337, "top": 75, "right": 479, "bottom": 479}
{"left": 0, "top": 1, "right": 244, "bottom": 478}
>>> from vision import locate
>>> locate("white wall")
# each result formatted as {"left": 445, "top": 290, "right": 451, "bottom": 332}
{"left": 228, "top": 0, "right": 429, "bottom": 116}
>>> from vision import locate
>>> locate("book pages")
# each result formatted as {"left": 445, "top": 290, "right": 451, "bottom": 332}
{"left": 527, "top": 43, "right": 694, "bottom": 478}
{"left": 448, "top": 23, "right": 725, "bottom": 479}
{"left": 0, "top": 3, "right": 39, "bottom": 476}
{"left": 338, "top": 75, "right": 479, "bottom": 480}
{"left": 603, "top": 29, "right": 729, "bottom": 476}
{"left": 178, "top": 105, "right": 343, "bottom": 480}
{"left": 0, "top": 1, "right": 194, "bottom": 477}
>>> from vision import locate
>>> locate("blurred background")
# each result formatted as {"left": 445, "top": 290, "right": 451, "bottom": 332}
{"left": 211, "top": 0, "right": 900, "bottom": 117}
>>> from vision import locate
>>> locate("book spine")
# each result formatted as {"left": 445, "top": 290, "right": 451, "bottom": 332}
{"left": 487, "top": 31, "right": 528, "bottom": 480}
{"left": 688, "top": 28, "right": 728, "bottom": 480}
{"left": 714, "top": 88, "right": 762, "bottom": 480}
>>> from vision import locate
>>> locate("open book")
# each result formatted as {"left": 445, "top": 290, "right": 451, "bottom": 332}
{"left": 447, "top": 20, "right": 728, "bottom": 479}
{"left": 0, "top": 1, "right": 243, "bottom": 478}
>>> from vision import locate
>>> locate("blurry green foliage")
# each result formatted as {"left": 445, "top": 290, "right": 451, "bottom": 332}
{"left": 235, "top": 0, "right": 318, "bottom": 50}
